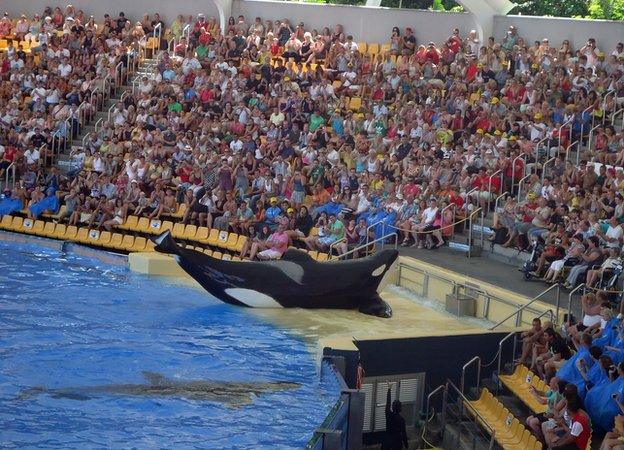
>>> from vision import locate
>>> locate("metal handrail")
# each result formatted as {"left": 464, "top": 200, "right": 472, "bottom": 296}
{"left": 89, "top": 86, "right": 100, "bottom": 111}
{"left": 567, "top": 283, "right": 586, "bottom": 326}
{"left": 64, "top": 116, "right": 72, "bottom": 146}
{"left": 445, "top": 380, "right": 496, "bottom": 450}
{"left": 4, "top": 162, "right": 16, "bottom": 190}
{"left": 77, "top": 100, "right": 88, "bottom": 127}
{"left": 489, "top": 283, "right": 561, "bottom": 330}
{"left": 114, "top": 61, "right": 124, "bottom": 89}
{"left": 541, "top": 157, "right": 556, "bottom": 183}
{"left": 516, "top": 173, "right": 532, "bottom": 202}
{"left": 182, "top": 24, "right": 191, "bottom": 42}
{"left": 365, "top": 219, "right": 386, "bottom": 246}
{"left": 494, "top": 191, "right": 509, "bottom": 213}
{"left": 587, "top": 123, "right": 602, "bottom": 154}
{"left": 107, "top": 103, "right": 116, "bottom": 123}
{"left": 495, "top": 331, "right": 517, "bottom": 395}
{"left": 564, "top": 140, "right": 578, "bottom": 164}
{"left": 332, "top": 232, "right": 398, "bottom": 260}
{"left": 329, "top": 237, "right": 347, "bottom": 257}
{"left": 613, "top": 108, "right": 624, "bottom": 130}
{"left": 94, "top": 118, "right": 103, "bottom": 132}
{"left": 82, "top": 132, "right": 91, "bottom": 149}
{"left": 167, "top": 37, "right": 175, "bottom": 52}
{"left": 510, "top": 153, "right": 526, "bottom": 195}
{"left": 460, "top": 356, "right": 481, "bottom": 396}
{"left": 467, "top": 207, "right": 482, "bottom": 258}
{"left": 487, "top": 170, "right": 502, "bottom": 212}
{"left": 603, "top": 89, "right": 616, "bottom": 124}
{"left": 424, "top": 384, "right": 446, "bottom": 426}
{"left": 39, "top": 143, "right": 49, "bottom": 167}
{"left": 533, "top": 135, "right": 549, "bottom": 172}
{"left": 558, "top": 115, "right": 574, "bottom": 149}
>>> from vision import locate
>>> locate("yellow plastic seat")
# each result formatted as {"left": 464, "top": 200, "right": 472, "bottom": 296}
{"left": 206, "top": 229, "right": 220, "bottom": 246}
{"left": 367, "top": 43, "right": 379, "bottom": 55}
{"left": 108, "top": 233, "right": 124, "bottom": 249}
{"left": 30, "top": 220, "right": 45, "bottom": 235}
{"left": 119, "top": 215, "right": 139, "bottom": 231}
{"left": 226, "top": 235, "right": 247, "bottom": 253}
{"left": 195, "top": 226, "right": 209, "bottom": 242}
{"left": 223, "top": 233, "right": 239, "bottom": 251}
{"left": 75, "top": 227, "right": 90, "bottom": 243}
{"left": 52, "top": 224, "right": 67, "bottom": 239}
{"left": 41, "top": 221, "right": 56, "bottom": 237}
{"left": 308, "top": 250, "right": 319, "bottom": 260}
{"left": 160, "top": 221, "right": 174, "bottom": 233}
{"left": 8, "top": 216, "right": 23, "bottom": 231}
{"left": 215, "top": 230, "right": 229, "bottom": 249}
{"left": 119, "top": 234, "right": 135, "bottom": 251}
{"left": 348, "top": 97, "right": 362, "bottom": 111}
{"left": 131, "top": 237, "right": 147, "bottom": 252}
{"left": 357, "top": 42, "right": 367, "bottom": 53}
{"left": 148, "top": 219, "right": 162, "bottom": 234}
{"left": 171, "top": 222, "right": 186, "bottom": 239}
{"left": 316, "top": 252, "right": 329, "bottom": 261}
{"left": 136, "top": 217, "right": 151, "bottom": 233}
{"left": 212, "top": 251, "right": 223, "bottom": 260}
{"left": 64, "top": 225, "right": 78, "bottom": 241}
{"left": 231, "top": 256, "right": 242, "bottom": 261}
{"left": 98, "top": 231, "right": 112, "bottom": 247}
{"left": 203, "top": 248, "right": 213, "bottom": 256}
{"left": 170, "top": 203, "right": 186, "bottom": 219}
{"left": 183, "top": 224, "right": 197, "bottom": 240}
{"left": 0, "top": 215, "right": 13, "bottom": 229}
{"left": 87, "top": 229, "right": 101, "bottom": 244}
{"left": 380, "top": 43, "right": 391, "bottom": 54}
{"left": 221, "top": 254, "right": 232, "bottom": 261}
{"left": 144, "top": 240, "right": 156, "bottom": 252}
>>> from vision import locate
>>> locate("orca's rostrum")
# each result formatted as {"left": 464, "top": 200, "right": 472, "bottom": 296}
{"left": 151, "top": 230, "right": 398, "bottom": 317}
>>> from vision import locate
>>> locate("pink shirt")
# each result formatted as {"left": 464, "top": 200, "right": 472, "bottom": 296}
{"left": 267, "top": 231, "right": 289, "bottom": 254}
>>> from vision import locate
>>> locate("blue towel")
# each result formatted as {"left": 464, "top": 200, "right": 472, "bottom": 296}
{"left": 0, "top": 197, "right": 23, "bottom": 216}
{"left": 576, "top": 363, "right": 609, "bottom": 401}
{"left": 28, "top": 195, "right": 60, "bottom": 219}
{"left": 586, "top": 376, "right": 624, "bottom": 432}
{"left": 594, "top": 318, "right": 620, "bottom": 348}
{"left": 557, "top": 346, "right": 594, "bottom": 387}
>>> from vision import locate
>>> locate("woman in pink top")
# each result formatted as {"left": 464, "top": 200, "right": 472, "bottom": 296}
{"left": 249, "top": 222, "right": 289, "bottom": 260}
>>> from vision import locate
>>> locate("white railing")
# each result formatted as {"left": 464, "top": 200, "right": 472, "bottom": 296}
{"left": 613, "top": 108, "right": 624, "bottom": 131}
{"left": 101, "top": 74, "right": 111, "bottom": 102}
{"left": 579, "top": 104, "right": 594, "bottom": 144}
{"left": 564, "top": 140, "right": 579, "bottom": 164}
{"left": 50, "top": 130, "right": 62, "bottom": 162}
{"left": 487, "top": 169, "right": 502, "bottom": 211}
{"left": 94, "top": 118, "right": 103, "bottom": 132}
{"left": 107, "top": 103, "right": 116, "bottom": 123}
{"left": 82, "top": 132, "right": 91, "bottom": 149}
{"left": 114, "top": 61, "right": 124, "bottom": 90}
{"left": 4, "top": 162, "right": 16, "bottom": 190}
{"left": 330, "top": 231, "right": 398, "bottom": 261}
{"left": 510, "top": 153, "right": 526, "bottom": 194}
{"left": 77, "top": 100, "right": 88, "bottom": 128}
{"left": 587, "top": 123, "right": 602, "bottom": 154}
{"left": 89, "top": 86, "right": 100, "bottom": 111}
{"left": 182, "top": 24, "right": 191, "bottom": 42}
{"left": 516, "top": 173, "right": 532, "bottom": 202}
{"left": 557, "top": 115, "right": 574, "bottom": 150}
{"left": 541, "top": 157, "right": 556, "bottom": 183}
{"left": 494, "top": 191, "right": 509, "bottom": 213}
{"left": 64, "top": 116, "right": 72, "bottom": 146}
{"left": 603, "top": 89, "right": 616, "bottom": 124}
{"left": 533, "top": 135, "right": 549, "bottom": 173}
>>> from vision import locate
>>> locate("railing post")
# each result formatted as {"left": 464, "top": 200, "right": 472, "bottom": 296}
{"left": 567, "top": 283, "right": 586, "bottom": 326}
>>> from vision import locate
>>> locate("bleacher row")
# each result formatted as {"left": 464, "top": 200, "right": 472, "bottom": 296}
{"left": 0, "top": 212, "right": 331, "bottom": 261}
{"left": 465, "top": 364, "right": 591, "bottom": 450}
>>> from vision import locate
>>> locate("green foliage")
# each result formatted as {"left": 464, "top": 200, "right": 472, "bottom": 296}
{"left": 587, "top": 0, "right": 624, "bottom": 19}
{"left": 510, "top": 0, "right": 589, "bottom": 17}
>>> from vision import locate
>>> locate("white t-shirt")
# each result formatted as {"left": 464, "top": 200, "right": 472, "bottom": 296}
{"left": 423, "top": 207, "right": 438, "bottom": 224}
{"left": 605, "top": 225, "right": 623, "bottom": 248}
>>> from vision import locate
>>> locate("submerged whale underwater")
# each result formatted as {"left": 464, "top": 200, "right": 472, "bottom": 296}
{"left": 151, "top": 230, "right": 398, "bottom": 317}
{"left": 17, "top": 372, "right": 299, "bottom": 408}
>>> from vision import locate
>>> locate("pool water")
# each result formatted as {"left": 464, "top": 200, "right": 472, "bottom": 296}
{"left": 0, "top": 241, "right": 339, "bottom": 449}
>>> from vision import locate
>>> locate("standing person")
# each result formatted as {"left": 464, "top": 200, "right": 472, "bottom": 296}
{"left": 381, "top": 385, "right": 408, "bottom": 450}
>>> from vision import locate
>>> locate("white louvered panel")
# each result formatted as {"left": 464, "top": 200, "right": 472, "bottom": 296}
{"left": 361, "top": 383, "right": 374, "bottom": 432}
{"left": 398, "top": 378, "right": 419, "bottom": 403}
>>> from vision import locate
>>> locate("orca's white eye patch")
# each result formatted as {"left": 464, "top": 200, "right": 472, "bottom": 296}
{"left": 371, "top": 265, "right": 386, "bottom": 277}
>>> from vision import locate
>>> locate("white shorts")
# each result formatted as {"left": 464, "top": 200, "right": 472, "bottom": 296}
{"left": 258, "top": 249, "right": 282, "bottom": 260}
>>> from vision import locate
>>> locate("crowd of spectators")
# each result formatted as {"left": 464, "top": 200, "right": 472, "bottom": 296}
{"left": 0, "top": 3, "right": 624, "bottom": 448}
{"left": 0, "top": 4, "right": 622, "bottom": 264}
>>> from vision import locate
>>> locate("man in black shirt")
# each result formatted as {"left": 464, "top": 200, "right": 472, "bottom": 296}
{"left": 381, "top": 386, "right": 408, "bottom": 449}
{"left": 536, "top": 328, "right": 572, "bottom": 378}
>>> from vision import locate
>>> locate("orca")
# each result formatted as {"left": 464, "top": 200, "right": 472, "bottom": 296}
{"left": 17, "top": 371, "right": 299, "bottom": 408}
{"left": 151, "top": 230, "right": 398, "bottom": 318}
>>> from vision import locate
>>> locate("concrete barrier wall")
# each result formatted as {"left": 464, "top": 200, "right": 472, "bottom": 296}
{"left": 231, "top": 0, "right": 478, "bottom": 45}
{"left": 6, "top": 1, "right": 622, "bottom": 51}
{"left": 493, "top": 15, "right": 624, "bottom": 55}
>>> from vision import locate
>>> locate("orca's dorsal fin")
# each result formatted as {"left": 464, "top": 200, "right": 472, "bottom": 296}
{"left": 142, "top": 371, "right": 166, "bottom": 385}
{"left": 281, "top": 249, "right": 315, "bottom": 264}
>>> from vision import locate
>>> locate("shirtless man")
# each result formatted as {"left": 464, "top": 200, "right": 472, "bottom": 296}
{"left": 150, "top": 188, "right": 177, "bottom": 220}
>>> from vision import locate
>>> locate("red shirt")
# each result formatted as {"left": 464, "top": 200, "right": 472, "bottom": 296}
{"left": 570, "top": 412, "right": 590, "bottom": 450}
{"left": 2, "top": 146, "right": 17, "bottom": 162}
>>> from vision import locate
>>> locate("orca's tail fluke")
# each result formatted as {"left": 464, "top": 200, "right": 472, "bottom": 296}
{"left": 151, "top": 230, "right": 180, "bottom": 255}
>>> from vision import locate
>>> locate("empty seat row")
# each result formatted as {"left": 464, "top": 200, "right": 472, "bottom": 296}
{"left": 467, "top": 388, "right": 542, "bottom": 450}
{"left": 0, "top": 216, "right": 155, "bottom": 252}
{"left": 498, "top": 365, "right": 549, "bottom": 414}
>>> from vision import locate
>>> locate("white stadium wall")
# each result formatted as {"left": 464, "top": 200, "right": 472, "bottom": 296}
{"left": 493, "top": 15, "right": 624, "bottom": 55}
{"left": 4, "top": 0, "right": 623, "bottom": 51}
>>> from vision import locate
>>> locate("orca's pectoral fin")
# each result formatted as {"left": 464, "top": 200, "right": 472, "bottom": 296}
{"left": 358, "top": 295, "right": 393, "bottom": 318}
{"left": 151, "top": 230, "right": 180, "bottom": 255}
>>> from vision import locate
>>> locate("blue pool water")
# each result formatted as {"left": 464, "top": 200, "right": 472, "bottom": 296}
{"left": 0, "top": 241, "right": 339, "bottom": 449}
